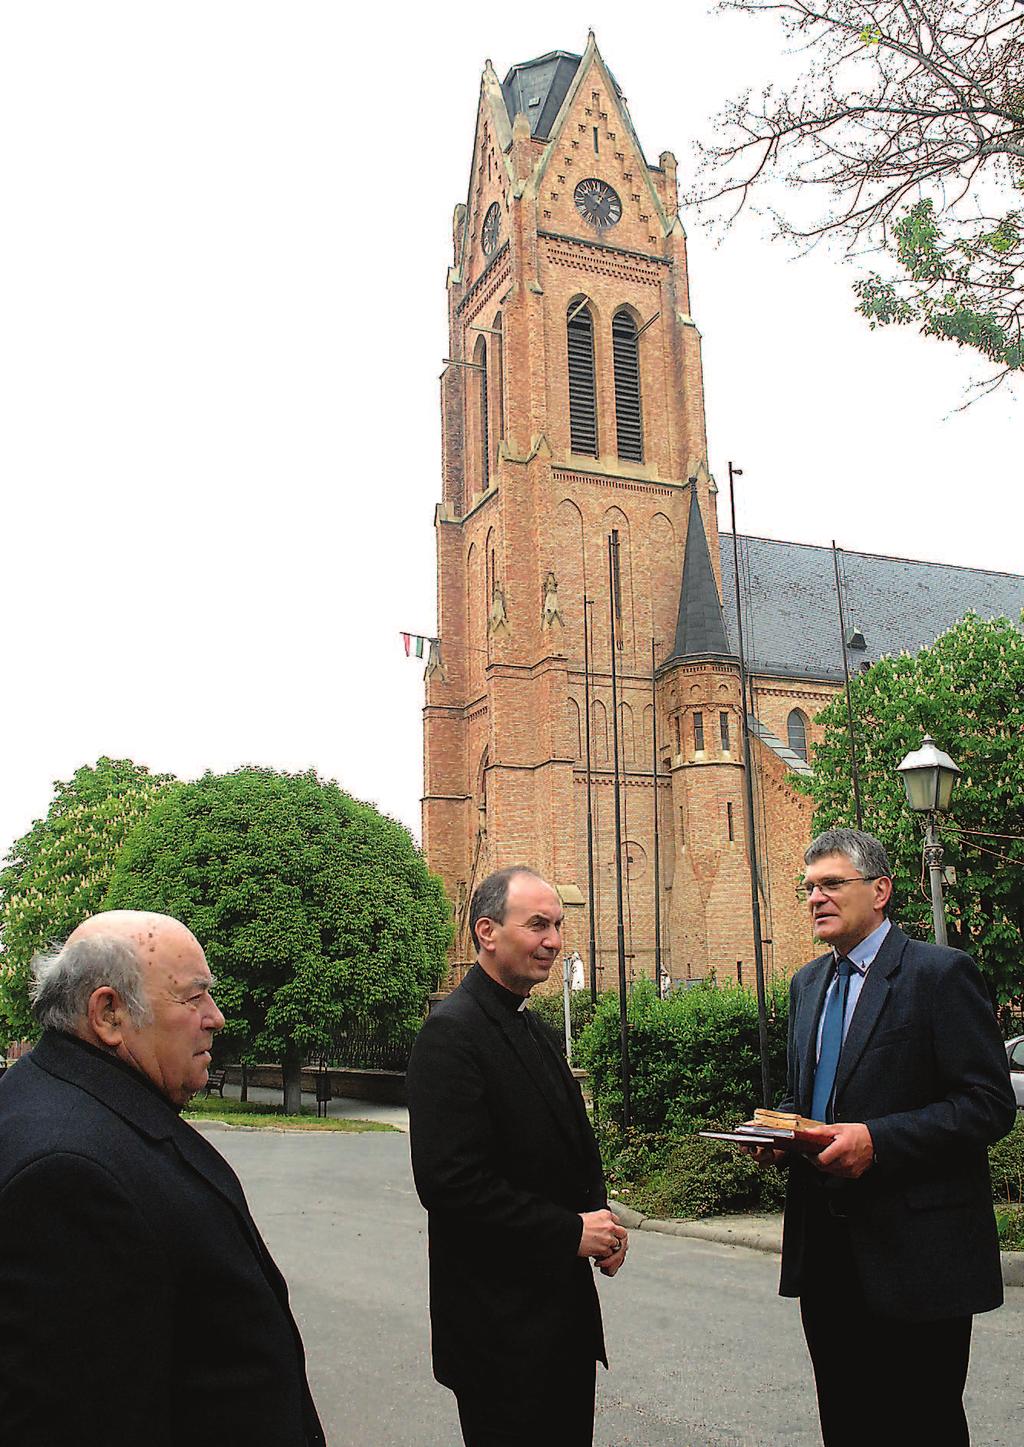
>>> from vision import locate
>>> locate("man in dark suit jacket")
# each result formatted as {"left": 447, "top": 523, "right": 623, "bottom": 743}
{"left": 766, "top": 829, "right": 1015, "bottom": 1447}
{"left": 0, "top": 910, "right": 325, "bottom": 1447}
{"left": 406, "top": 866, "right": 627, "bottom": 1447}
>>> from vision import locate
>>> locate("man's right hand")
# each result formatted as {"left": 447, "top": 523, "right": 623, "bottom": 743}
{"left": 737, "top": 1143, "right": 788, "bottom": 1166}
{"left": 578, "top": 1208, "right": 627, "bottom": 1259}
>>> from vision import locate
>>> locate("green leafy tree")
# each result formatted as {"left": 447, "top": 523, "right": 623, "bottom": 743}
{"left": 692, "top": 0, "right": 1024, "bottom": 390}
{"left": 0, "top": 758, "right": 175, "bottom": 1043}
{"left": 802, "top": 614, "right": 1024, "bottom": 1003}
{"left": 104, "top": 766, "right": 452, "bottom": 1111}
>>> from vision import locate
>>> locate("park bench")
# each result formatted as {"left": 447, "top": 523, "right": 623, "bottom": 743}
{"left": 203, "top": 1069, "right": 227, "bottom": 1098}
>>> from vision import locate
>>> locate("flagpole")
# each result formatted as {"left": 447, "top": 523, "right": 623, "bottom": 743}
{"left": 583, "top": 597, "right": 598, "bottom": 1004}
{"left": 651, "top": 636, "right": 663, "bottom": 992}
{"left": 727, "top": 464, "right": 772, "bottom": 1109}
{"left": 608, "top": 531, "right": 631, "bottom": 1130}
{"left": 832, "top": 541, "right": 864, "bottom": 829}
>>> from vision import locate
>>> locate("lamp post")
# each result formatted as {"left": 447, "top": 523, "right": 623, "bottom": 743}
{"left": 896, "top": 735, "right": 961, "bottom": 946}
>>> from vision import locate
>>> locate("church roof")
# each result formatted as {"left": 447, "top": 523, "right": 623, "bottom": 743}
{"left": 501, "top": 51, "right": 583, "bottom": 139}
{"left": 668, "top": 485, "right": 734, "bottom": 663}
{"left": 718, "top": 533, "right": 1024, "bottom": 682}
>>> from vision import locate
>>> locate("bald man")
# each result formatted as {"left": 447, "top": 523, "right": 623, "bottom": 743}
{"left": 0, "top": 911, "right": 325, "bottom": 1447}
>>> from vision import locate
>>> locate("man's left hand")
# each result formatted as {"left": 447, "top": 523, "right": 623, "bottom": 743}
{"left": 597, "top": 1232, "right": 628, "bottom": 1277}
{"left": 813, "top": 1122, "right": 874, "bottom": 1179}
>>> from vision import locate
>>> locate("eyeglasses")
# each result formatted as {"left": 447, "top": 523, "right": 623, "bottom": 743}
{"left": 795, "top": 875, "right": 882, "bottom": 903}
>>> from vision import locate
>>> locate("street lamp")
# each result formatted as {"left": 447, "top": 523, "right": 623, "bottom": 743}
{"left": 896, "top": 735, "right": 961, "bottom": 946}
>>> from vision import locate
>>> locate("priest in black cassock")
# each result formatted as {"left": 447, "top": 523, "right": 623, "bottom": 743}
{"left": 407, "top": 865, "right": 627, "bottom": 1447}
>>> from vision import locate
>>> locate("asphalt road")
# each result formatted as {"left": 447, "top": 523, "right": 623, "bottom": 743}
{"left": 207, "top": 1129, "right": 1022, "bottom": 1447}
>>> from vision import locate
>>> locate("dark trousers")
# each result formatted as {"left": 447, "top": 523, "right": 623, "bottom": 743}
{"left": 455, "top": 1356, "right": 596, "bottom": 1447}
{"left": 799, "top": 1197, "right": 973, "bottom": 1447}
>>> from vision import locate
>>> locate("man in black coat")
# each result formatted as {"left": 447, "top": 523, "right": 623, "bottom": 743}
{"left": 406, "top": 866, "right": 627, "bottom": 1447}
{"left": 0, "top": 910, "right": 325, "bottom": 1447}
{"left": 763, "top": 829, "right": 1015, "bottom": 1447}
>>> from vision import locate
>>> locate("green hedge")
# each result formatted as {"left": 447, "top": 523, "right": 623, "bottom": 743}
{"left": 576, "top": 977, "right": 789, "bottom": 1135}
{"left": 990, "top": 1112, "right": 1024, "bottom": 1205}
{"left": 571, "top": 977, "right": 789, "bottom": 1217}
{"left": 526, "top": 987, "right": 597, "bottom": 1045}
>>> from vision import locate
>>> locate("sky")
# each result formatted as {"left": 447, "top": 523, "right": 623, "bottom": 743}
{"left": 2, "top": 1, "right": 1020, "bottom": 864}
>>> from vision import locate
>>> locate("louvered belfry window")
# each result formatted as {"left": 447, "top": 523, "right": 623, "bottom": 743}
{"left": 567, "top": 301, "right": 597, "bottom": 456}
{"left": 612, "top": 309, "right": 643, "bottom": 462}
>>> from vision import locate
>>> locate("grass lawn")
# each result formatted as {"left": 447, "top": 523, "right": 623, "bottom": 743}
{"left": 184, "top": 1096, "right": 394, "bottom": 1132}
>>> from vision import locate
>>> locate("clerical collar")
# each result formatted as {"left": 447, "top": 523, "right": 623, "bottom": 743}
{"left": 473, "top": 962, "right": 531, "bottom": 1014}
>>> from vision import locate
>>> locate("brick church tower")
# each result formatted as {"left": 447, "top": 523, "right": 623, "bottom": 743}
{"left": 422, "top": 37, "right": 1024, "bottom": 989}
{"left": 423, "top": 37, "right": 803, "bottom": 984}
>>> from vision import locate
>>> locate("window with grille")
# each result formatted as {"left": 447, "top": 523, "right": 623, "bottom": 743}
{"left": 567, "top": 302, "right": 597, "bottom": 456}
{"left": 612, "top": 309, "right": 643, "bottom": 462}
{"left": 720, "top": 711, "right": 730, "bottom": 752}
{"left": 693, "top": 711, "right": 705, "bottom": 752}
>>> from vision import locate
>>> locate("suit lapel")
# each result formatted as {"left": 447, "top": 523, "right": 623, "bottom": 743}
{"left": 834, "top": 925, "right": 906, "bottom": 1096}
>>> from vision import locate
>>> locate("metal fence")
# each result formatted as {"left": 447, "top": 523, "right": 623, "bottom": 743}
{"left": 322, "top": 1025, "right": 417, "bottom": 1072}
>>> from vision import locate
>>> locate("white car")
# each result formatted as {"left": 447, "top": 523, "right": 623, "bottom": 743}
{"left": 1007, "top": 1036, "right": 1024, "bottom": 1110}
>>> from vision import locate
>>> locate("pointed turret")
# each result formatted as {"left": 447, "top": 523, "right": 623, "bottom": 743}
{"left": 668, "top": 482, "right": 733, "bottom": 661}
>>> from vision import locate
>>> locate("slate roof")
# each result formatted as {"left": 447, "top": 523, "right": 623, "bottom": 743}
{"left": 668, "top": 485, "right": 734, "bottom": 662}
{"left": 502, "top": 51, "right": 583, "bottom": 139}
{"left": 718, "top": 533, "right": 1024, "bottom": 682}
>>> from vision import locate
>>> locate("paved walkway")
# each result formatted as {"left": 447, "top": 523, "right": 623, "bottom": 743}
{"left": 199, "top": 1090, "right": 1024, "bottom": 1286}
{"left": 195, "top": 1128, "right": 1023, "bottom": 1447}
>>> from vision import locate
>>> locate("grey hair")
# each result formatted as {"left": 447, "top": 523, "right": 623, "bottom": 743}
{"left": 30, "top": 935, "right": 152, "bottom": 1033}
{"left": 469, "top": 865, "right": 547, "bottom": 951}
{"left": 805, "top": 829, "right": 893, "bottom": 887}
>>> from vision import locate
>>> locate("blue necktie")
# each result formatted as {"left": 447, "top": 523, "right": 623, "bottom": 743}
{"left": 811, "top": 958, "right": 853, "bottom": 1123}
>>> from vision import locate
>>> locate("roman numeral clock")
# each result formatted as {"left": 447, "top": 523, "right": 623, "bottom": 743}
{"left": 573, "top": 177, "right": 622, "bottom": 229}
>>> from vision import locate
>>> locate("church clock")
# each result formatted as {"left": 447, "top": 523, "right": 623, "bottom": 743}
{"left": 481, "top": 202, "right": 501, "bottom": 255}
{"left": 573, "top": 177, "right": 622, "bottom": 230}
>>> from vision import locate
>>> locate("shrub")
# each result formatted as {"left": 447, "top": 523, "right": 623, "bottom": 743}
{"left": 602, "top": 1125, "right": 788, "bottom": 1219}
{"left": 989, "top": 1113, "right": 1024, "bottom": 1205}
{"left": 576, "top": 976, "right": 789, "bottom": 1135}
{"left": 995, "top": 1206, "right": 1024, "bottom": 1251}
{"left": 527, "top": 987, "right": 599, "bottom": 1050}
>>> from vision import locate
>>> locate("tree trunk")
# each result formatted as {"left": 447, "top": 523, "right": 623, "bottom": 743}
{"left": 282, "top": 1046, "right": 303, "bottom": 1115}
{"left": 240, "top": 1061, "right": 248, "bottom": 1103}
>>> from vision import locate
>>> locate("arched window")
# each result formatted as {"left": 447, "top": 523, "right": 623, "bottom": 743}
{"left": 474, "top": 335, "right": 489, "bottom": 490}
{"left": 493, "top": 311, "right": 504, "bottom": 440}
{"left": 567, "top": 301, "right": 597, "bottom": 456}
{"left": 612, "top": 308, "right": 643, "bottom": 462}
{"left": 788, "top": 708, "right": 809, "bottom": 762}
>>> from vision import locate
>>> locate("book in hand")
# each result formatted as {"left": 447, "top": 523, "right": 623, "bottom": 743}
{"left": 699, "top": 1109, "right": 834, "bottom": 1155}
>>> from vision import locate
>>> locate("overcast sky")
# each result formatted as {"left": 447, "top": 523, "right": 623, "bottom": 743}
{"left": 2, "top": 1, "right": 1020, "bottom": 864}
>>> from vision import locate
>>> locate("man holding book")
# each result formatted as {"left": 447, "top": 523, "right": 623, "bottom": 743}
{"left": 761, "top": 828, "right": 1014, "bottom": 1447}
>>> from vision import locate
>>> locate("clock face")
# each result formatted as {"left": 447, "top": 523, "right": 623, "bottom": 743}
{"left": 574, "top": 178, "right": 622, "bottom": 230}
{"left": 481, "top": 203, "right": 501, "bottom": 256}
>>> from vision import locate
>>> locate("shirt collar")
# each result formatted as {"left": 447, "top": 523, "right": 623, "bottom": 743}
{"left": 839, "top": 917, "right": 891, "bottom": 974}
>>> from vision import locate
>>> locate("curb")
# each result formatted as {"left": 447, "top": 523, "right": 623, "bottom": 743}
{"left": 613, "top": 1204, "right": 1024, "bottom": 1288}
{"left": 613, "top": 1205, "right": 781, "bottom": 1256}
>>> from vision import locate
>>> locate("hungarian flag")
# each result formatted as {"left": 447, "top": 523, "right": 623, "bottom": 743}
{"left": 401, "top": 632, "right": 431, "bottom": 658}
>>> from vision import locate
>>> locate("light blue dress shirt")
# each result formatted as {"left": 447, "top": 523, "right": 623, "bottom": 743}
{"left": 815, "top": 918, "right": 891, "bottom": 1060}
